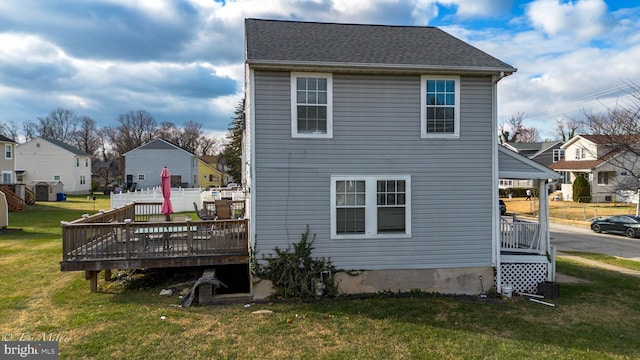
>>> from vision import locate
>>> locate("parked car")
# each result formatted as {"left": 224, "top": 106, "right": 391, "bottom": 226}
{"left": 591, "top": 215, "right": 640, "bottom": 238}
{"left": 499, "top": 199, "right": 507, "bottom": 215}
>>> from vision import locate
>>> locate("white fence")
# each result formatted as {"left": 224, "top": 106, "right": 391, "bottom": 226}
{"left": 110, "top": 187, "right": 245, "bottom": 213}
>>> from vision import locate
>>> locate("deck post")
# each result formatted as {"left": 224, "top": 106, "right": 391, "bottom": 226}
{"left": 124, "top": 218, "right": 132, "bottom": 258}
{"left": 104, "top": 269, "right": 112, "bottom": 281}
{"left": 85, "top": 270, "right": 98, "bottom": 292}
{"left": 186, "top": 217, "right": 193, "bottom": 254}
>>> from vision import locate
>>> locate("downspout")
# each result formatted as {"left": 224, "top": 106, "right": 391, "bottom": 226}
{"left": 493, "top": 72, "right": 503, "bottom": 295}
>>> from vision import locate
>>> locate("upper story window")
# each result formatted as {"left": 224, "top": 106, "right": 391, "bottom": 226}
{"left": 5, "top": 144, "right": 12, "bottom": 159}
{"left": 291, "top": 72, "right": 333, "bottom": 138}
{"left": 76, "top": 158, "right": 80, "bottom": 167}
{"left": 331, "top": 175, "right": 411, "bottom": 239}
{"left": 553, "top": 149, "right": 565, "bottom": 162}
{"left": 85, "top": 158, "right": 89, "bottom": 167}
{"left": 574, "top": 147, "right": 586, "bottom": 160}
{"left": 421, "top": 75, "right": 460, "bottom": 139}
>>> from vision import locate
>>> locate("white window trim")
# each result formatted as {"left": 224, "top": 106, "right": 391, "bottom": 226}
{"left": 290, "top": 72, "right": 333, "bottom": 139}
{"left": 330, "top": 175, "right": 411, "bottom": 240}
{"left": 597, "top": 172, "right": 609, "bottom": 185}
{"left": 420, "top": 75, "right": 460, "bottom": 139}
{"left": 137, "top": 174, "right": 145, "bottom": 181}
{"left": 5, "top": 144, "right": 12, "bottom": 160}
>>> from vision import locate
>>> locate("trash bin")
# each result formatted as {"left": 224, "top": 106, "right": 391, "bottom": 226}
{"left": 56, "top": 193, "right": 67, "bottom": 201}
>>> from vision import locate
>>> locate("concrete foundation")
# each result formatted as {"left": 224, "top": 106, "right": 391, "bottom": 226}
{"left": 251, "top": 267, "right": 495, "bottom": 299}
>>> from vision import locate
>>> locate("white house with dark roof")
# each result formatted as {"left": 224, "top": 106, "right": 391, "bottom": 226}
{"left": 549, "top": 134, "right": 639, "bottom": 202}
{"left": 16, "top": 137, "right": 92, "bottom": 195}
{"left": 243, "top": 19, "right": 560, "bottom": 298}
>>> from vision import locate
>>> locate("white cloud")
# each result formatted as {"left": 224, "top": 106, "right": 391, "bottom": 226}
{"left": 526, "top": 0, "right": 608, "bottom": 41}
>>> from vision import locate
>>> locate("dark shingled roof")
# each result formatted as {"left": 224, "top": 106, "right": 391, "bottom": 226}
{"left": 245, "top": 19, "right": 516, "bottom": 73}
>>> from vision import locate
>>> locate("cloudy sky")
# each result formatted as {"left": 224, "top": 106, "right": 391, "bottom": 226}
{"left": 1, "top": 0, "right": 639, "bottom": 141}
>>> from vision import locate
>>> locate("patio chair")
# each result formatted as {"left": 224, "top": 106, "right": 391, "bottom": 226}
{"left": 214, "top": 200, "right": 232, "bottom": 220}
{"left": 193, "top": 202, "right": 215, "bottom": 220}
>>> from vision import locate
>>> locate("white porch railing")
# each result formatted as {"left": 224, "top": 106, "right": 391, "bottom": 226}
{"left": 500, "top": 218, "right": 542, "bottom": 254}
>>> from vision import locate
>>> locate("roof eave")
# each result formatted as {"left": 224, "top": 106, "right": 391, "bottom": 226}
{"left": 246, "top": 60, "right": 517, "bottom": 75}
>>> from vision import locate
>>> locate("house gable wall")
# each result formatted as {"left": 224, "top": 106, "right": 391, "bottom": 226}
{"left": 16, "top": 139, "right": 91, "bottom": 194}
{"left": 253, "top": 71, "right": 494, "bottom": 270}
{"left": 125, "top": 147, "right": 196, "bottom": 189}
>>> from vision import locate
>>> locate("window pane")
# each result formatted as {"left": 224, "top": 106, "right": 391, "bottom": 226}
{"left": 378, "top": 207, "right": 405, "bottom": 232}
{"left": 317, "top": 78, "right": 327, "bottom": 91}
{"left": 445, "top": 94, "right": 454, "bottom": 105}
{"left": 445, "top": 80, "right": 454, "bottom": 92}
{"left": 297, "top": 77, "right": 306, "bottom": 90}
{"left": 308, "top": 78, "right": 317, "bottom": 90}
{"left": 427, "top": 80, "right": 436, "bottom": 92}
{"left": 337, "top": 208, "right": 365, "bottom": 234}
{"left": 317, "top": 92, "right": 327, "bottom": 104}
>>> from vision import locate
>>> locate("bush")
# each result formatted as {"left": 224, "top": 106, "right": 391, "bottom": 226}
{"left": 252, "top": 226, "right": 337, "bottom": 299}
{"left": 572, "top": 176, "right": 591, "bottom": 203}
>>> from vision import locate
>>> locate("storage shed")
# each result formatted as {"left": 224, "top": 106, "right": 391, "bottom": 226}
{"left": 30, "top": 181, "right": 64, "bottom": 202}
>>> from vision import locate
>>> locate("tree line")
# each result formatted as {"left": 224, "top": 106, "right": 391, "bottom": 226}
{"left": 0, "top": 103, "right": 245, "bottom": 186}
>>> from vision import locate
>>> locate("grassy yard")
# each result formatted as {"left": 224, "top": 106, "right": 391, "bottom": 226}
{"left": 504, "top": 197, "right": 637, "bottom": 224}
{"left": 1, "top": 196, "right": 640, "bottom": 359}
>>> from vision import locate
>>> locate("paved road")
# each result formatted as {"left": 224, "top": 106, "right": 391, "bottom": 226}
{"left": 550, "top": 222, "right": 640, "bottom": 261}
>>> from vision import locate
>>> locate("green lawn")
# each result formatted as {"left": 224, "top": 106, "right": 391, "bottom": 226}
{"left": 1, "top": 196, "right": 640, "bottom": 359}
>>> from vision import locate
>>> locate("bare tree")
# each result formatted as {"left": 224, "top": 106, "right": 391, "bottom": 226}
{"left": 498, "top": 112, "right": 524, "bottom": 144}
{"left": 555, "top": 117, "right": 584, "bottom": 141}
{"left": 0, "top": 121, "right": 19, "bottom": 141}
{"left": 581, "top": 81, "right": 640, "bottom": 190}
{"left": 73, "top": 116, "right": 101, "bottom": 156}
{"left": 106, "top": 110, "right": 157, "bottom": 156}
{"left": 24, "top": 108, "right": 79, "bottom": 143}
{"left": 518, "top": 127, "right": 541, "bottom": 143}
{"left": 155, "top": 121, "right": 181, "bottom": 145}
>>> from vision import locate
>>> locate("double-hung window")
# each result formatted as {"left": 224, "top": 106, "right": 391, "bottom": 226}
{"left": 331, "top": 175, "right": 411, "bottom": 239}
{"left": 291, "top": 72, "right": 333, "bottom": 138}
{"left": 421, "top": 75, "right": 460, "bottom": 138}
{"left": 597, "top": 172, "right": 609, "bottom": 185}
{"left": 5, "top": 144, "right": 12, "bottom": 159}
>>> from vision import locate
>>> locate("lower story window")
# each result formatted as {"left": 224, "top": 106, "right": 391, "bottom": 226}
{"left": 597, "top": 172, "right": 609, "bottom": 185}
{"left": 331, "top": 175, "right": 411, "bottom": 239}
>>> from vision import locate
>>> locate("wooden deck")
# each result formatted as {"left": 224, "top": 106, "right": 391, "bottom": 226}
{"left": 60, "top": 202, "right": 249, "bottom": 291}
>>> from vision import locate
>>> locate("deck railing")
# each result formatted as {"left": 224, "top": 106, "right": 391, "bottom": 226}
{"left": 62, "top": 201, "right": 249, "bottom": 264}
{"left": 62, "top": 218, "right": 249, "bottom": 262}
{"left": 500, "top": 218, "right": 542, "bottom": 254}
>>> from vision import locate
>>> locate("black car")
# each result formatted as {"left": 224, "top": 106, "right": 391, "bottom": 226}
{"left": 499, "top": 200, "right": 507, "bottom": 216}
{"left": 591, "top": 215, "right": 640, "bottom": 238}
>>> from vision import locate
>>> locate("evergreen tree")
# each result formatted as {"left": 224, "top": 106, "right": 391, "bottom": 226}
{"left": 572, "top": 175, "right": 591, "bottom": 203}
{"left": 223, "top": 99, "right": 244, "bottom": 183}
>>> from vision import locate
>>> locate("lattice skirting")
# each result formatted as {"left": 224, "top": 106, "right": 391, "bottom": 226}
{"left": 499, "top": 262, "right": 548, "bottom": 294}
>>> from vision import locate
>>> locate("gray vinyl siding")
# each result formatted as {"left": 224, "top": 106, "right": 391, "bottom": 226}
{"left": 126, "top": 150, "right": 196, "bottom": 188}
{"left": 253, "top": 71, "right": 494, "bottom": 270}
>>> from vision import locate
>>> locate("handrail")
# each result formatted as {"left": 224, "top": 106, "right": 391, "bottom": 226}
{"left": 62, "top": 218, "right": 249, "bottom": 262}
{"left": 500, "top": 218, "right": 542, "bottom": 254}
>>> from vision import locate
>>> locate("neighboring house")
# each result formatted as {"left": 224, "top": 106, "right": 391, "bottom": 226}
{"left": 244, "top": 19, "right": 560, "bottom": 297}
{"left": 15, "top": 137, "right": 92, "bottom": 195}
{"left": 549, "top": 135, "right": 635, "bottom": 202}
{"left": 124, "top": 138, "right": 198, "bottom": 189}
{"left": 500, "top": 141, "right": 564, "bottom": 189}
{"left": 197, "top": 156, "right": 226, "bottom": 188}
{"left": 0, "top": 135, "right": 16, "bottom": 184}
{"left": 92, "top": 159, "right": 122, "bottom": 192}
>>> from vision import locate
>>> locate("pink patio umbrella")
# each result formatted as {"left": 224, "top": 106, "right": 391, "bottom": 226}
{"left": 160, "top": 166, "right": 173, "bottom": 220}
